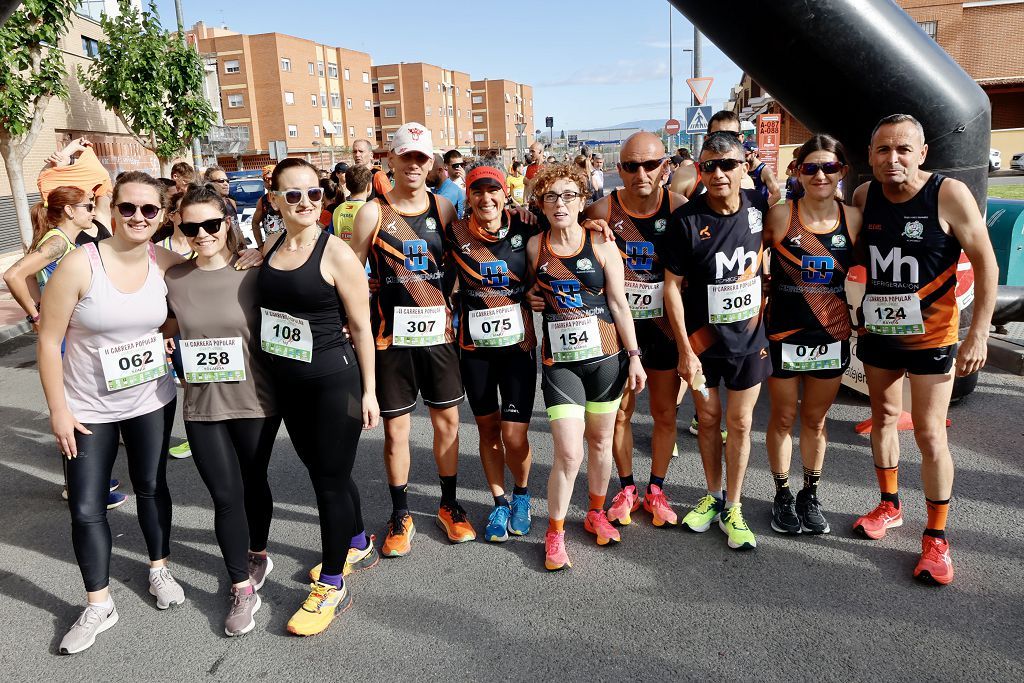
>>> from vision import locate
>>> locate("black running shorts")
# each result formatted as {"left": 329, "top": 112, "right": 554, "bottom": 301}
{"left": 459, "top": 348, "right": 537, "bottom": 424}
{"left": 857, "top": 334, "right": 957, "bottom": 376}
{"left": 700, "top": 347, "right": 772, "bottom": 392}
{"left": 542, "top": 351, "right": 628, "bottom": 420}
{"left": 375, "top": 343, "right": 466, "bottom": 417}
{"left": 635, "top": 321, "right": 678, "bottom": 372}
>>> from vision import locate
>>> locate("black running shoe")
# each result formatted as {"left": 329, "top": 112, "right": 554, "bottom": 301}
{"left": 771, "top": 490, "right": 801, "bottom": 534}
{"left": 796, "top": 489, "right": 830, "bottom": 535}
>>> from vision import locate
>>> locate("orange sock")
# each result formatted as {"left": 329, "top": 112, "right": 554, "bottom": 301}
{"left": 925, "top": 498, "right": 949, "bottom": 538}
{"left": 548, "top": 518, "right": 565, "bottom": 533}
{"left": 874, "top": 465, "right": 900, "bottom": 507}
{"left": 588, "top": 493, "right": 606, "bottom": 511}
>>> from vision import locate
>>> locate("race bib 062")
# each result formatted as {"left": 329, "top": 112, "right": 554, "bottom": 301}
{"left": 98, "top": 333, "right": 167, "bottom": 391}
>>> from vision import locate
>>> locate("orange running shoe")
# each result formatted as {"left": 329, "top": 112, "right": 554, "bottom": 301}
{"left": 852, "top": 500, "right": 903, "bottom": 540}
{"left": 436, "top": 502, "right": 476, "bottom": 543}
{"left": 544, "top": 530, "right": 571, "bottom": 571}
{"left": 584, "top": 509, "right": 621, "bottom": 546}
{"left": 642, "top": 484, "right": 679, "bottom": 527}
{"left": 607, "top": 485, "right": 641, "bottom": 526}
{"left": 381, "top": 513, "right": 416, "bottom": 557}
{"left": 914, "top": 535, "right": 955, "bottom": 585}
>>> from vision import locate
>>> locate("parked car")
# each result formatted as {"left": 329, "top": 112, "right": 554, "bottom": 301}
{"left": 1012, "top": 152, "right": 1024, "bottom": 172}
{"left": 989, "top": 148, "right": 1001, "bottom": 173}
{"left": 229, "top": 176, "right": 266, "bottom": 213}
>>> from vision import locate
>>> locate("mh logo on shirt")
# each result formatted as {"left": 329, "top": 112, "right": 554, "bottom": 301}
{"left": 552, "top": 279, "right": 583, "bottom": 309}
{"left": 801, "top": 255, "right": 835, "bottom": 284}
{"left": 402, "top": 239, "right": 429, "bottom": 271}
{"left": 714, "top": 247, "right": 757, "bottom": 279}
{"left": 480, "top": 260, "right": 510, "bottom": 288}
{"left": 869, "top": 245, "right": 919, "bottom": 283}
{"left": 625, "top": 241, "right": 654, "bottom": 271}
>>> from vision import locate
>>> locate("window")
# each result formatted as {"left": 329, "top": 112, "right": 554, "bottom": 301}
{"left": 366, "top": 127, "right": 374, "bottom": 137}
{"left": 382, "top": 83, "right": 395, "bottom": 94}
{"left": 227, "top": 94, "right": 243, "bottom": 108}
{"left": 313, "top": 125, "right": 321, "bottom": 138}
{"left": 346, "top": 97, "right": 352, "bottom": 109}
{"left": 457, "top": 109, "right": 461, "bottom": 118}
{"left": 504, "top": 93, "right": 511, "bottom": 103}
{"left": 424, "top": 80, "right": 429, "bottom": 92}
{"left": 386, "top": 133, "right": 396, "bottom": 142}
{"left": 287, "top": 125, "right": 298, "bottom": 138}
{"left": 311, "top": 94, "right": 318, "bottom": 106}
{"left": 448, "top": 106, "right": 453, "bottom": 116}
{"left": 472, "top": 95, "right": 483, "bottom": 104}
{"left": 455, "top": 87, "right": 460, "bottom": 96}
{"left": 384, "top": 107, "right": 397, "bottom": 118}
{"left": 224, "top": 59, "right": 240, "bottom": 74}
{"left": 328, "top": 62, "right": 338, "bottom": 78}
{"left": 81, "top": 36, "right": 100, "bottom": 58}
{"left": 344, "top": 68, "right": 350, "bottom": 81}
{"left": 317, "top": 61, "right": 324, "bottom": 76}
{"left": 331, "top": 93, "right": 341, "bottom": 108}
{"left": 918, "top": 20, "right": 937, "bottom": 40}
{"left": 363, "top": 99, "right": 371, "bottom": 110}
{"left": 308, "top": 61, "right": 315, "bottom": 75}
{"left": 349, "top": 126, "right": 356, "bottom": 137}
{"left": 320, "top": 91, "right": 327, "bottom": 107}
{"left": 362, "top": 71, "right": 369, "bottom": 83}
{"left": 473, "top": 114, "right": 484, "bottom": 123}
{"left": 425, "top": 106, "right": 431, "bottom": 117}
{"left": 280, "top": 58, "right": 291, "bottom": 72}
{"left": 284, "top": 91, "right": 295, "bottom": 105}
{"left": 474, "top": 133, "right": 485, "bottom": 142}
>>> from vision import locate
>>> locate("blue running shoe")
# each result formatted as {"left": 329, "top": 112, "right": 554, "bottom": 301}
{"left": 109, "top": 479, "right": 119, "bottom": 492}
{"left": 509, "top": 493, "right": 532, "bottom": 536}
{"left": 107, "top": 491, "right": 128, "bottom": 510}
{"left": 484, "top": 505, "right": 511, "bottom": 543}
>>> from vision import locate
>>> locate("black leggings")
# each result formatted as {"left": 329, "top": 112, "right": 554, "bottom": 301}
{"left": 67, "top": 400, "right": 175, "bottom": 592}
{"left": 184, "top": 416, "right": 282, "bottom": 584}
{"left": 275, "top": 368, "right": 365, "bottom": 577}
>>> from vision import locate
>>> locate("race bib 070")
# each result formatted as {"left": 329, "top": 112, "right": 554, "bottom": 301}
{"left": 780, "top": 342, "right": 842, "bottom": 371}
{"left": 98, "top": 334, "right": 167, "bottom": 391}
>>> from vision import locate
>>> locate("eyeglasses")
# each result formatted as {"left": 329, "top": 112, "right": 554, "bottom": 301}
{"left": 449, "top": 162, "right": 465, "bottom": 169}
{"left": 116, "top": 202, "right": 161, "bottom": 219}
{"left": 798, "top": 161, "right": 845, "bottom": 176}
{"left": 72, "top": 203, "right": 95, "bottom": 212}
{"left": 271, "top": 187, "right": 324, "bottom": 204}
{"left": 541, "top": 191, "right": 582, "bottom": 204}
{"left": 619, "top": 159, "right": 665, "bottom": 174}
{"left": 699, "top": 158, "right": 745, "bottom": 174}
{"left": 179, "top": 218, "right": 224, "bottom": 238}
{"left": 210, "top": 178, "right": 229, "bottom": 184}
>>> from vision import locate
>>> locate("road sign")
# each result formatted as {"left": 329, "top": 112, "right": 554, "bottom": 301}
{"left": 568, "top": 134, "right": 579, "bottom": 144}
{"left": 686, "top": 77, "right": 714, "bottom": 105}
{"left": 515, "top": 122, "right": 526, "bottom": 135}
{"left": 757, "top": 114, "right": 782, "bottom": 175}
{"left": 685, "top": 106, "right": 713, "bottom": 134}
{"left": 664, "top": 118, "right": 681, "bottom": 135}
{"left": 545, "top": 116, "right": 554, "bottom": 128}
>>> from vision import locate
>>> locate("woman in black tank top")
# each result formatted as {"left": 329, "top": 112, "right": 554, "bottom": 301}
{"left": 256, "top": 159, "right": 379, "bottom": 637}
{"left": 762, "top": 135, "right": 863, "bottom": 537}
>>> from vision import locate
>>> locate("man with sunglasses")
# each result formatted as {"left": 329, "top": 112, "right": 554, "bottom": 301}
{"left": 849, "top": 114, "right": 998, "bottom": 585}
{"left": 445, "top": 150, "right": 466, "bottom": 189}
{"left": 350, "top": 122, "right": 473, "bottom": 557}
{"left": 582, "top": 132, "right": 688, "bottom": 530}
{"left": 433, "top": 151, "right": 466, "bottom": 219}
{"left": 663, "top": 131, "right": 771, "bottom": 551}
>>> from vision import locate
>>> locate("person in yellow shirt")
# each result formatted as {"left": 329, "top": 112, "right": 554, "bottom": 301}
{"left": 507, "top": 161, "right": 525, "bottom": 206}
{"left": 332, "top": 165, "right": 373, "bottom": 242}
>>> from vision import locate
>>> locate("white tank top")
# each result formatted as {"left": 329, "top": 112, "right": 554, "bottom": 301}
{"left": 62, "top": 242, "right": 176, "bottom": 423}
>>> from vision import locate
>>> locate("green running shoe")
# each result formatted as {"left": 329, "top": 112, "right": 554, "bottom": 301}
{"left": 681, "top": 494, "right": 723, "bottom": 533}
{"left": 168, "top": 441, "right": 192, "bottom": 459}
{"left": 719, "top": 505, "right": 756, "bottom": 550}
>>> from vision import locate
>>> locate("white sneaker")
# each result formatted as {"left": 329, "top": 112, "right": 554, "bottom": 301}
{"left": 59, "top": 603, "right": 119, "bottom": 655}
{"left": 148, "top": 567, "right": 185, "bottom": 609}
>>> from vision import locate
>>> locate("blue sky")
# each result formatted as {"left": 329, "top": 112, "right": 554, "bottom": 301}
{"left": 154, "top": 0, "right": 742, "bottom": 131}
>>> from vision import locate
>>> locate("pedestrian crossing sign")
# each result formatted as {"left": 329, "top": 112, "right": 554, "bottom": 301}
{"left": 685, "top": 106, "right": 713, "bottom": 134}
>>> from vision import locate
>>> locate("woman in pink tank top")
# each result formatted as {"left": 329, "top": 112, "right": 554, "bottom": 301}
{"left": 36, "top": 172, "right": 190, "bottom": 655}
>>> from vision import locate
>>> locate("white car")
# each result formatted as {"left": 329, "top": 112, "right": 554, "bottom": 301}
{"left": 989, "top": 148, "right": 1001, "bottom": 172}
{"left": 1012, "top": 152, "right": 1024, "bottom": 172}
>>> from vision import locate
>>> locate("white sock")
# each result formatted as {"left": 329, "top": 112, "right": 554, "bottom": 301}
{"left": 724, "top": 500, "right": 739, "bottom": 509}
{"left": 708, "top": 490, "right": 723, "bottom": 501}
{"left": 89, "top": 596, "right": 114, "bottom": 611}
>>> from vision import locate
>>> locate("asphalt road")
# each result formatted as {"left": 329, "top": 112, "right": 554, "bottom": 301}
{"left": 1, "top": 331, "right": 1022, "bottom": 681}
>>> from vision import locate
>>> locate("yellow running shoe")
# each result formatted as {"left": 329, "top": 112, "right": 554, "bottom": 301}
{"left": 286, "top": 581, "right": 351, "bottom": 636}
{"left": 309, "top": 536, "right": 379, "bottom": 581}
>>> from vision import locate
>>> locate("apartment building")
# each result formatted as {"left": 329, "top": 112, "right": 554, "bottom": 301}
{"left": 371, "top": 63, "right": 472, "bottom": 153}
{"left": 187, "top": 22, "right": 375, "bottom": 168}
{"left": 469, "top": 79, "right": 535, "bottom": 156}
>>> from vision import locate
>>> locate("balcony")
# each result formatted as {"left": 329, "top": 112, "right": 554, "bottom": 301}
{"left": 202, "top": 125, "right": 251, "bottom": 155}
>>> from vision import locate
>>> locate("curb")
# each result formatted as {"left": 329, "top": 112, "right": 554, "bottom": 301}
{"left": 988, "top": 337, "right": 1024, "bottom": 375}
{"left": 0, "top": 321, "right": 31, "bottom": 345}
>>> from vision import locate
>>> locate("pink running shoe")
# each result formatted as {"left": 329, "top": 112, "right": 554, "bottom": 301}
{"left": 852, "top": 500, "right": 903, "bottom": 540}
{"left": 607, "top": 485, "right": 641, "bottom": 526}
{"left": 584, "top": 509, "right": 622, "bottom": 546}
{"left": 642, "top": 484, "right": 679, "bottom": 527}
{"left": 544, "top": 531, "right": 571, "bottom": 571}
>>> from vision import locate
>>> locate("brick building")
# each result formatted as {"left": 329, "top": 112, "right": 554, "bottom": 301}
{"left": 187, "top": 22, "right": 375, "bottom": 169}
{"left": 468, "top": 79, "right": 535, "bottom": 157}
{"left": 370, "top": 63, "right": 472, "bottom": 153}
{"left": 727, "top": 0, "right": 1024, "bottom": 166}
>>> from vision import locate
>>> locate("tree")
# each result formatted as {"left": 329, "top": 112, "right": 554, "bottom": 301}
{"left": 0, "top": 0, "right": 77, "bottom": 251}
{"left": 79, "top": 0, "right": 214, "bottom": 176}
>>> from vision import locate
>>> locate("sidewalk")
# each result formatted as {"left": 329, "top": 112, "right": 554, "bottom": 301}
{"left": 0, "top": 250, "right": 31, "bottom": 343}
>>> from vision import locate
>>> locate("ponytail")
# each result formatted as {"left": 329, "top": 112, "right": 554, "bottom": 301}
{"left": 32, "top": 185, "right": 87, "bottom": 248}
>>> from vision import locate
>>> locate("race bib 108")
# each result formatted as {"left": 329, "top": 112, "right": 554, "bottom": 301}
{"left": 260, "top": 308, "right": 313, "bottom": 362}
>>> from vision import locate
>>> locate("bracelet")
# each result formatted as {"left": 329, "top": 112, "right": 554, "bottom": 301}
{"left": 626, "top": 349, "right": 642, "bottom": 358}
{"left": 26, "top": 314, "right": 40, "bottom": 323}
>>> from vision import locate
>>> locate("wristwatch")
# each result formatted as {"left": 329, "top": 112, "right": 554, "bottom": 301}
{"left": 26, "top": 314, "right": 40, "bottom": 323}
{"left": 626, "top": 349, "right": 642, "bottom": 358}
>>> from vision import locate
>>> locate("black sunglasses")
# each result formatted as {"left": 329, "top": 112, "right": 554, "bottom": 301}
{"left": 179, "top": 217, "right": 224, "bottom": 238}
{"left": 620, "top": 159, "right": 666, "bottom": 174}
{"left": 72, "top": 202, "right": 95, "bottom": 212}
{"left": 799, "top": 161, "right": 845, "bottom": 176}
{"left": 699, "top": 158, "right": 745, "bottom": 174}
{"left": 116, "top": 202, "right": 161, "bottom": 219}
{"left": 272, "top": 187, "right": 324, "bottom": 205}
{"left": 449, "top": 162, "right": 465, "bottom": 169}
